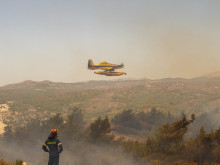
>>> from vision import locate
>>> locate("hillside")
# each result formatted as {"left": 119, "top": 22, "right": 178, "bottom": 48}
{"left": 198, "top": 70, "right": 220, "bottom": 78}
{"left": 0, "top": 76, "right": 220, "bottom": 129}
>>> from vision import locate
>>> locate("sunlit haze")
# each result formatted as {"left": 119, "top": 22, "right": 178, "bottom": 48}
{"left": 1, "top": 0, "right": 220, "bottom": 86}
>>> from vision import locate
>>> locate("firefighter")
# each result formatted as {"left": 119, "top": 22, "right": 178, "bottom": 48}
{"left": 42, "top": 129, "right": 63, "bottom": 165}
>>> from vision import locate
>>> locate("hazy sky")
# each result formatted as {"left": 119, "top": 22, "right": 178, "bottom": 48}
{"left": 1, "top": 0, "right": 220, "bottom": 86}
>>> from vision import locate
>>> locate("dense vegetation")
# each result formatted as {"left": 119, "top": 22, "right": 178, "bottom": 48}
{"left": 112, "top": 107, "right": 175, "bottom": 137}
{"left": 2, "top": 107, "right": 220, "bottom": 165}
{"left": 1, "top": 78, "right": 220, "bottom": 126}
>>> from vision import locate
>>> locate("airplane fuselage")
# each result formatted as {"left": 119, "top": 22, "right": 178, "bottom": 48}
{"left": 88, "top": 61, "right": 123, "bottom": 70}
{"left": 88, "top": 59, "right": 126, "bottom": 76}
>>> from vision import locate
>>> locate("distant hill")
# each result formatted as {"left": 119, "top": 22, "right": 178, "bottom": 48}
{"left": 198, "top": 71, "right": 220, "bottom": 78}
{"left": 0, "top": 74, "right": 220, "bottom": 128}
{"left": 1, "top": 79, "right": 150, "bottom": 91}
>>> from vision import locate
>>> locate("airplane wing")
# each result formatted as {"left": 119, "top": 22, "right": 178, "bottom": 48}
{"left": 103, "top": 64, "right": 123, "bottom": 71}
{"left": 111, "top": 63, "right": 124, "bottom": 70}
{"left": 99, "top": 67, "right": 114, "bottom": 71}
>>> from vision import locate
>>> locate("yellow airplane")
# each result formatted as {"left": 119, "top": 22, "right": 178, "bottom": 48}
{"left": 88, "top": 59, "right": 126, "bottom": 76}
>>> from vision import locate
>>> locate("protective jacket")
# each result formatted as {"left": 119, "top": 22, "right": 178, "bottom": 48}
{"left": 42, "top": 136, "right": 63, "bottom": 165}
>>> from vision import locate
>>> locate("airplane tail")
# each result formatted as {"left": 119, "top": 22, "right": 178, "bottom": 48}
{"left": 88, "top": 59, "right": 94, "bottom": 68}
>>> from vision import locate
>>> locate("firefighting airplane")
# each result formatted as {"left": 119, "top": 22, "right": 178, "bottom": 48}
{"left": 88, "top": 59, "right": 126, "bottom": 76}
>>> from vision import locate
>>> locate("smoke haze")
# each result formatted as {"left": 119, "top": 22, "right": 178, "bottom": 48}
{"left": 0, "top": 138, "right": 137, "bottom": 165}
{"left": 1, "top": 0, "right": 220, "bottom": 86}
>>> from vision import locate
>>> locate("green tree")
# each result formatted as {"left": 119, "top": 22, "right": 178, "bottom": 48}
{"left": 45, "top": 113, "right": 64, "bottom": 131}
{"left": 13, "top": 118, "right": 43, "bottom": 146}
{"left": 112, "top": 109, "right": 141, "bottom": 130}
{"left": 186, "top": 127, "right": 214, "bottom": 163}
{"left": 155, "top": 114, "right": 195, "bottom": 154}
{"left": 88, "top": 116, "right": 113, "bottom": 142}
{"left": 63, "top": 107, "right": 85, "bottom": 140}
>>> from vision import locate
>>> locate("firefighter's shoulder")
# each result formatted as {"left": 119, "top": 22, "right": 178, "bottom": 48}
{"left": 56, "top": 139, "right": 62, "bottom": 146}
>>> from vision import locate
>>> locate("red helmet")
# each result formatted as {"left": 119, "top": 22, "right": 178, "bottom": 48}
{"left": 51, "top": 129, "right": 58, "bottom": 134}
